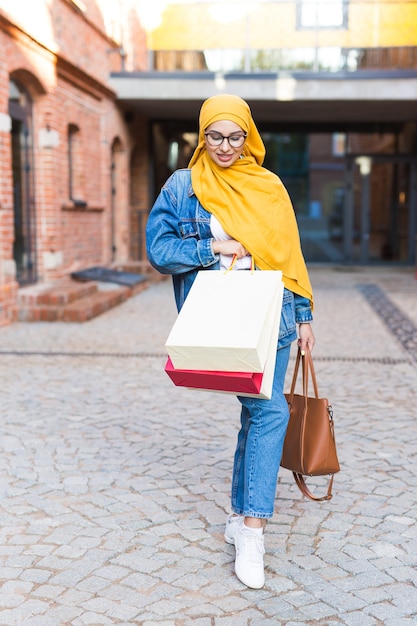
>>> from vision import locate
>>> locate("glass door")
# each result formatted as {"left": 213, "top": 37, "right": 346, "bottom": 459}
{"left": 347, "top": 156, "right": 414, "bottom": 263}
{"left": 264, "top": 132, "right": 347, "bottom": 263}
{"left": 151, "top": 124, "right": 417, "bottom": 266}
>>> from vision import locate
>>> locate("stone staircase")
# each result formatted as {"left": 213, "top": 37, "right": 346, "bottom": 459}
{"left": 0, "top": 262, "right": 167, "bottom": 325}
{"left": 13, "top": 276, "right": 148, "bottom": 323}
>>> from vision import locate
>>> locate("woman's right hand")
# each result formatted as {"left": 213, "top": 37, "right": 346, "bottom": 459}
{"left": 212, "top": 239, "right": 248, "bottom": 259}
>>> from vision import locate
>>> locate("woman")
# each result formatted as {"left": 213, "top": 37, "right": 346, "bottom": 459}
{"left": 146, "top": 94, "right": 315, "bottom": 589}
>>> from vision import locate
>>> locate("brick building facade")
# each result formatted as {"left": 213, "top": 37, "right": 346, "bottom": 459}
{"left": 1, "top": 1, "right": 416, "bottom": 324}
{"left": 0, "top": 0, "right": 149, "bottom": 324}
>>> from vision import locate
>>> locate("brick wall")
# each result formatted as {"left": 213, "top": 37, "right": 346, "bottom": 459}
{"left": 60, "top": 207, "right": 105, "bottom": 270}
{"left": 0, "top": 0, "right": 150, "bottom": 320}
{"left": 0, "top": 16, "right": 16, "bottom": 319}
{"left": 130, "top": 116, "right": 150, "bottom": 261}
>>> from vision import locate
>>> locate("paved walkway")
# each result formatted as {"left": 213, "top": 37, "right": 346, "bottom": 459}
{"left": 0, "top": 266, "right": 416, "bottom": 626}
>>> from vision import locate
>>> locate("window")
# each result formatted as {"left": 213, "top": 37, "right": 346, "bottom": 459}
{"left": 9, "top": 79, "right": 37, "bottom": 284}
{"left": 298, "top": 0, "right": 347, "bottom": 29}
{"left": 68, "top": 124, "right": 86, "bottom": 206}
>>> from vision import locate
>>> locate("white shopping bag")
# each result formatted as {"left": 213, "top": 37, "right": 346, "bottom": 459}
{"left": 237, "top": 308, "right": 280, "bottom": 398}
{"left": 165, "top": 269, "right": 284, "bottom": 374}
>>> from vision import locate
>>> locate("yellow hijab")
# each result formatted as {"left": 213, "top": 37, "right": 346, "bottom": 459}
{"left": 189, "top": 94, "right": 313, "bottom": 307}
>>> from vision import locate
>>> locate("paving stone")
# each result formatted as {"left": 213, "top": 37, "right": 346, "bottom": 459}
{"left": 0, "top": 268, "right": 416, "bottom": 624}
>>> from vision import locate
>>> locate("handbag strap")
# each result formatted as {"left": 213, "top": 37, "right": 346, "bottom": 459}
{"left": 287, "top": 347, "right": 301, "bottom": 400}
{"left": 293, "top": 472, "right": 334, "bottom": 501}
{"left": 302, "top": 347, "right": 319, "bottom": 398}
{"left": 288, "top": 347, "right": 319, "bottom": 401}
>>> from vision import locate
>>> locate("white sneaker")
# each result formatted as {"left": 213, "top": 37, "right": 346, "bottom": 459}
{"left": 234, "top": 523, "right": 265, "bottom": 589}
{"left": 224, "top": 514, "right": 244, "bottom": 545}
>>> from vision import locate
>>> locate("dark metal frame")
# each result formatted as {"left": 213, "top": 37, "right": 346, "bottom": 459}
{"left": 9, "top": 81, "right": 37, "bottom": 285}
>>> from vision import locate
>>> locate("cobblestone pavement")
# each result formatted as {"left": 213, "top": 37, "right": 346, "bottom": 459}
{"left": 0, "top": 266, "right": 416, "bottom": 626}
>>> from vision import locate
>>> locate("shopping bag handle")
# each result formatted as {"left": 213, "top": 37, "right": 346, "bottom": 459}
{"left": 225, "top": 254, "right": 255, "bottom": 274}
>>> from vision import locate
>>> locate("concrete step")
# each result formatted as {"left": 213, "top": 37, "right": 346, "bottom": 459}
{"left": 0, "top": 306, "right": 13, "bottom": 327}
{"left": 14, "top": 278, "right": 148, "bottom": 323}
{"left": 59, "top": 286, "right": 130, "bottom": 322}
{"left": 111, "top": 260, "right": 168, "bottom": 283}
{"left": 0, "top": 282, "right": 18, "bottom": 326}
{"left": 18, "top": 279, "right": 98, "bottom": 307}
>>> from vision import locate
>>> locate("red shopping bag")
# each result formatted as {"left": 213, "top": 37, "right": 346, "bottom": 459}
{"left": 165, "top": 357, "right": 263, "bottom": 394}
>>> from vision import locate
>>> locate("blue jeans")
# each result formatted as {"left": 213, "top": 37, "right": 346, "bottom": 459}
{"left": 231, "top": 344, "right": 291, "bottom": 519}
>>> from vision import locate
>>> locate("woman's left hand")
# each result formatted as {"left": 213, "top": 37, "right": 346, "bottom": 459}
{"left": 298, "top": 323, "right": 315, "bottom": 354}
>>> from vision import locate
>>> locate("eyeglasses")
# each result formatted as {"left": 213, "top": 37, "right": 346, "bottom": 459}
{"left": 204, "top": 131, "right": 247, "bottom": 148}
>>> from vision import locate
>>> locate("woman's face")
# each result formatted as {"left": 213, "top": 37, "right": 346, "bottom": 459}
{"left": 204, "top": 120, "right": 246, "bottom": 168}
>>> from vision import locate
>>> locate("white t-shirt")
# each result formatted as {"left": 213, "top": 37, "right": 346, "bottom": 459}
{"left": 210, "top": 215, "right": 252, "bottom": 271}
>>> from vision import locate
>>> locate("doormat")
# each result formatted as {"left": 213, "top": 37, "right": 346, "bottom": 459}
{"left": 71, "top": 266, "right": 147, "bottom": 287}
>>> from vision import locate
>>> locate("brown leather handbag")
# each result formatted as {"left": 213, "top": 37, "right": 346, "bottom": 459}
{"left": 281, "top": 347, "right": 340, "bottom": 501}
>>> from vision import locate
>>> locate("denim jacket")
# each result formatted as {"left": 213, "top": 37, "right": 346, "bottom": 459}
{"left": 146, "top": 169, "right": 313, "bottom": 349}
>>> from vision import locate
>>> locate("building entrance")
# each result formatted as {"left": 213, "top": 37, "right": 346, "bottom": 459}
{"left": 344, "top": 155, "right": 416, "bottom": 264}
{"left": 151, "top": 123, "right": 417, "bottom": 266}
{"left": 263, "top": 133, "right": 417, "bottom": 265}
